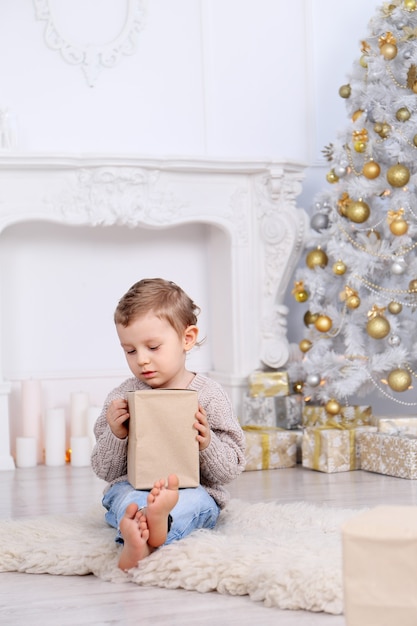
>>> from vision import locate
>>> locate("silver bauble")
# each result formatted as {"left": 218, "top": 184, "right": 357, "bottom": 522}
{"left": 391, "top": 259, "right": 406, "bottom": 275}
{"left": 388, "top": 334, "right": 401, "bottom": 347}
{"left": 311, "top": 213, "right": 329, "bottom": 231}
{"left": 306, "top": 373, "right": 321, "bottom": 387}
{"left": 333, "top": 165, "right": 347, "bottom": 178}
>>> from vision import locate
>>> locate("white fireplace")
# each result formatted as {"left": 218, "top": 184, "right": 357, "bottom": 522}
{"left": 0, "top": 154, "right": 307, "bottom": 469}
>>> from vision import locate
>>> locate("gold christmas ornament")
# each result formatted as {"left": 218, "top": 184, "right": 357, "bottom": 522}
{"left": 347, "top": 295, "right": 361, "bottom": 309}
{"left": 378, "top": 31, "right": 397, "bottom": 49}
{"left": 387, "top": 368, "right": 412, "bottom": 392}
{"left": 362, "top": 160, "right": 381, "bottom": 179}
{"left": 409, "top": 279, "right": 417, "bottom": 291}
{"left": 352, "top": 109, "right": 363, "bottom": 122}
{"left": 380, "top": 42, "right": 397, "bottom": 59}
{"left": 293, "top": 381, "right": 304, "bottom": 394}
{"left": 366, "top": 306, "right": 391, "bottom": 339}
{"left": 354, "top": 141, "right": 367, "bottom": 153}
{"left": 339, "top": 84, "right": 351, "bottom": 98}
{"left": 396, "top": 107, "right": 411, "bottom": 122}
{"left": 386, "top": 164, "right": 410, "bottom": 187}
{"left": 326, "top": 169, "right": 339, "bottom": 184}
{"left": 388, "top": 301, "right": 402, "bottom": 314}
{"left": 390, "top": 218, "right": 409, "bottom": 236}
{"left": 359, "top": 55, "right": 368, "bottom": 68}
{"left": 413, "top": 135, "right": 417, "bottom": 147}
{"left": 304, "top": 311, "right": 318, "bottom": 327}
{"left": 315, "top": 315, "right": 333, "bottom": 333}
{"left": 299, "top": 339, "right": 312, "bottom": 353}
{"left": 292, "top": 280, "right": 309, "bottom": 302}
{"left": 325, "top": 399, "right": 341, "bottom": 415}
{"left": 404, "top": 0, "right": 417, "bottom": 11}
{"left": 346, "top": 199, "right": 370, "bottom": 223}
{"left": 333, "top": 260, "right": 347, "bottom": 275}
{"left": 306, "top": 248, "right": 328, "bottom": 269}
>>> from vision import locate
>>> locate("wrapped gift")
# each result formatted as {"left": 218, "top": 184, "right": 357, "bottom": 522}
{"left": 127, "top": 389, "right": 199, "bottom": 489}
{"left": 294, "top": 428, "right": 303, "bottom": 464}
{"left": 343, "top": 506, "right": 417, "bottom": 625}
{"left": 302, "top": 425, "right": 377, "bottom": 473}
{"left": 302, "top": 404, "right": 373, "bottom": 428}
{"left": 376, "top": 416, "right": 417, "bottom": 437}
{"left": 248, "top": 370, "right": 289, "bottom": 398}
{"left": 243, "top": 426, "right": 297, "bottom": 471}
{"left": 359, "top": 431, "right": 417, "bottom": 479}
{"left": 240, "top": 393, "right": 302, "bottom": 429}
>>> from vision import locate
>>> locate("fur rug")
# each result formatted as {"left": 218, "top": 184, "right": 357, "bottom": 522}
{"left": 0, "top": 499, "right": 362, "bottom": 614}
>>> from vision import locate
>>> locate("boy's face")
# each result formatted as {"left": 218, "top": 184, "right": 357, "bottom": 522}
{"left": 116, "top": 311, "right": 198, "bottom": 389}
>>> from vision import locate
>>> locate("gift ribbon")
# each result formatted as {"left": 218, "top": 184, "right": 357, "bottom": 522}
{"left": 243, "top": 425, "right": 286, "bottom": 470}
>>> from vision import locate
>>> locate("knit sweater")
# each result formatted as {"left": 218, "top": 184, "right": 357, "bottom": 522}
{"left": 91, "top": 373, "right": 246, "bottom": 508}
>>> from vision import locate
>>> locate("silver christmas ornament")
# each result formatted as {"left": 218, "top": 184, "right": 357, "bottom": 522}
{"left": 391, "top": 259, "right": 406, "bottom": 275}
{"left": 306, "top": 373, "right": 321, "bottom": 387}
{"left": 333, "top": 165, "right": 347, "bottom": 178}
{"left": 311, "top": 213, "right": 329, "bottom": 231}
{"left": 388, "top": 334, "right": 401, "bottom": 347}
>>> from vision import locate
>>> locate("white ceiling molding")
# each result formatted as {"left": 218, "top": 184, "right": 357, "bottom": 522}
{"left": 33, "top": 0, "right": 147, "bottom": 87}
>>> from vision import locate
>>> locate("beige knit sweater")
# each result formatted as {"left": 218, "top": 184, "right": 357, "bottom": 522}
{"left": 91, "top": 373, "right": 246, "bottom": 508}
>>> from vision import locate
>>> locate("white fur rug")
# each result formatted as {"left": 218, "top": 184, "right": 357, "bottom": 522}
{"left": 0, "top": 499, "right": 362, "bottom": 615}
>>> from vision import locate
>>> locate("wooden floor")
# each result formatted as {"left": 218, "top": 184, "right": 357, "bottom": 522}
{"left": 1, "top": 462, "right": 417, "bottom": 625}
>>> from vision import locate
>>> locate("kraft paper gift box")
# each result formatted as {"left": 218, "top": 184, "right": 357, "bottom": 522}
{"left": 359, "top": 431, "right": 417, "bottom": 479}
{"left": 127, "top": 389, "right": 199, "bottom": 489}
{"left": 242, "top": 426, "right": 297, "bottom": 471}
{"left": 248, "top": 370, "right": 289, "bottom": 398}
{"left": 240, "top": 393, "right": 302, "bottom": 429}
{"left": 342, "top": 506, "right": 417, "bottom": 626}
{"left": 302, "top": 425, "right": 377, "bottom": 473}
{"left": 302, "top": 404, "right": 373, "bottom": 428}
{"left": 376, "top": 416, "right": 417, "bottom": 437}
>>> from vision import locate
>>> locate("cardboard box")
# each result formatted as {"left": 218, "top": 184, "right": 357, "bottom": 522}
{"left": 127, "top": 389, "right": 199, "bottom": 489}
{"left": 243, "top": 426, "right": 297, "bottom": 470}
{"left": 342, "top": 506, "right": 417, "bottom": 626}
{"left": 359, "top": 431, "right": 417, "bottom": 479}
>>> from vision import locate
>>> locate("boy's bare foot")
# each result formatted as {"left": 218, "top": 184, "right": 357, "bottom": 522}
{"left": 118, "top": 503, "right": 152, "bottom": 570}
{"left": 146, "top": 474, "right": 179, "bottom": 548}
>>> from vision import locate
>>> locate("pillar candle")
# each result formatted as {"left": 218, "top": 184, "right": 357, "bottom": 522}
{"left": 15, "top": 437, "right": 37, "bottom": 468}
{"left": 21, "top": 379, "right": 43, "bottom": 463}
{"left": 70, "top": 436, "right": 91, "bottom": 467}
{"left": 87, "top": 405, "right": 101, "bottom": 451}
{"left": 44, "top": 408, "right": 66, "bottom": 467}
{"left": 70, "top": 391, "right": 89, "bottom": 438}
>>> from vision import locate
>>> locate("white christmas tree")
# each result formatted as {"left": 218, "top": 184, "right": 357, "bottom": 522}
{"left": 288, "top": 0, "right": 417, "bottom": 415}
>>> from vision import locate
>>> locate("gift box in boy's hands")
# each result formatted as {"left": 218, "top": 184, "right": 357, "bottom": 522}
{"left": 127, "top": 389, "right": 200, "bottom": 490}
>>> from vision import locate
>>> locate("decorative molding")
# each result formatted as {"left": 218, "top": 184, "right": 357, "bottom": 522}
{"left": 33, "top": 0, "right": 147, "bottom": 86}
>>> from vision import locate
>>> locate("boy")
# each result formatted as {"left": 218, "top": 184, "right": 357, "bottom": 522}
{"left": 91, "top": 278, "right": 246, "bottom": 570}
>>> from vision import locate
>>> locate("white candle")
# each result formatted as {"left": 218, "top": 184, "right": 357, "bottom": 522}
{"left": 70, "top": 391, "right": 89, "bottom": 438}
{"left": 87, "top": 405, "right": 101, "bottom": 451}
{"left": 44, "top": 408, "right": 66, "bottom": 467}
{"left": 15, "top": 437, "right": 37, "bottom": 468}
{"left": 70, "top": 436, "right": 91, "bottom": 467}
{"left": 21, "top": 379, "right": 43, "bottom": 463}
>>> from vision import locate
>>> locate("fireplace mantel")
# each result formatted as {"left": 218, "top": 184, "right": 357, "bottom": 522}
{"left": 0, "top": 154, "right": 308, "bottom": 469}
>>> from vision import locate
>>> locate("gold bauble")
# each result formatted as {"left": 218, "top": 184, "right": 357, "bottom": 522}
{"left": 389, "top": 218, "right": 409, "bottom": 236}
{"left": 387, "top": 368, "right": 412, "bottom": 393}
{"left": 326, "top": 170, "right": 339, "bottom": 184}
{"left": 354, "top": 140, "right": 367, "bottom": 153}
{"left": 333, "top": 260, "right": 347, "bottom": 275}
{"left": 380, "top": 43, "right": 397, "bottom": 60}
{"left": 346, "top": 295, "right": 361, "bottom": 309}
{"left": 409, "top": 279, "right": 417, "bottom": 291}
{"left": 359, "top": 54, "right": 368, "bottom": 68}
{"left": 362, "top": 160, "right": 381, "bottom": 179}
{"left": 339, "top": 84, "right": 351, "bottom": 98}
{"left": 299, "top": 339, "right": 312, "bottom": 353}
{"left": 352, "top": 109, "right": 363, "bottom": 122}
{"left": 396, "top": 107, "right": 411, "bottom": 122}
{"left": 388, "top": 301, "right": 402, "bottom": 315}
{"left": 386, "top": 164, "right": 410, "bottom": 187}
{"left": 306, "top": 248, "right": 328, "bottom": 269}
{"left": 293, "top": 381, "right": 304, "bottom": 394}
{"left": 346, "top": 200, "right": 370, "bottom": 223}
{"left": 325, "top": 399, "right": 341, "bottom": 415}
{"left": 315, "top": 315, "right": 333, "bottom": 333}
{"left": 413, "top": 135, "right": 417, "bottom": 147}
{"left": 381, "top": 123, "right": 391, "bottom": 138}
{"left": 366, "top": 316, "right": 390, "bottom": 339}
{"left": 404, "top": 0, "right": 417, "bottom": 10}
{"left": 304, "top": 311, "right": 318, "bottom": 327}
{"left": 294, "top": 289, "right": 308, "bottom": 303}
{"left": 413, "top": 81, "right": 417, "bottom": 94}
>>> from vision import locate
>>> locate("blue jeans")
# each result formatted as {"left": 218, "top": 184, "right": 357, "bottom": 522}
{"left": 102, "top": 480, "right": 220, "bottom": 545}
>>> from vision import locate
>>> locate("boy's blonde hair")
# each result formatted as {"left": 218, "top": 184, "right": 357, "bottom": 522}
{"left": 114, "top": 278, "right": 201, "bottom": 338}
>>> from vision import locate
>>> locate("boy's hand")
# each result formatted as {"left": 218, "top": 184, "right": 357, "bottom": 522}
{"left": 107, "top": 398, "right": 129, "bottom": 439}
{"left": 194, "top": 404, "right": 211, "bottom": 451}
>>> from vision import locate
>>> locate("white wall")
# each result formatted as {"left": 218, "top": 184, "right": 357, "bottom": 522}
{"left": 1, "top": 0, "right": 392, "bottom": 449}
